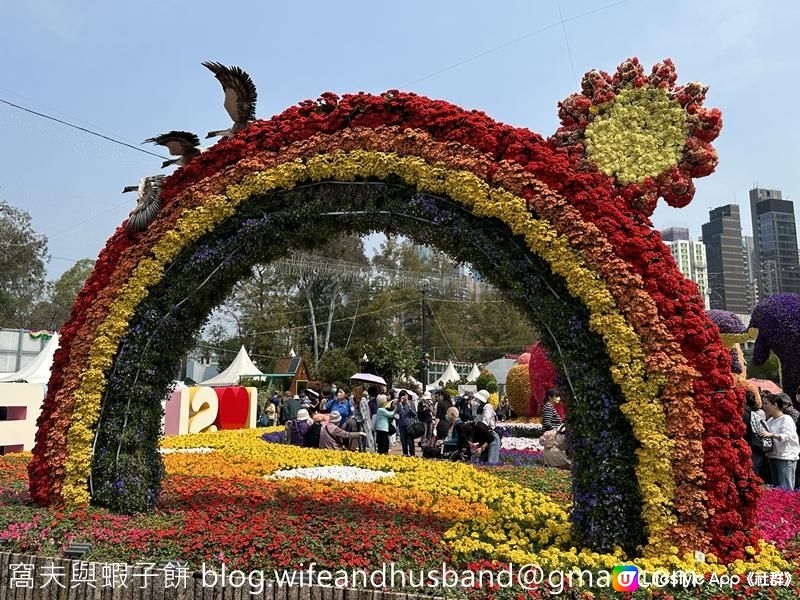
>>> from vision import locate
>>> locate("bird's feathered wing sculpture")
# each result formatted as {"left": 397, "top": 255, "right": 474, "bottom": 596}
{"left": 202, "top": 61, "right": 257, "bottom": 139}
{"left": 143, "top": 131, "right": 202, "bottom": 168}
{"left": 122, "top": 175, "right": 165, "bottom": 233}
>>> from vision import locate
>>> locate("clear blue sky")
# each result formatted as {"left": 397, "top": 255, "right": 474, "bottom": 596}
{"left": 1, "top": 0, "right": 798, "bottom": 279}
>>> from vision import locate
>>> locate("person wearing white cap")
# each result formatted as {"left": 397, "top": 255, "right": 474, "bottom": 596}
{"left": 286, "top": 408, "right": 315, "bottom": 447}
{"left": 319, "top": 411, "right": 366, "bottom": 450}
{"left": 474, "top": 389, "right": 496, "bottom": 429}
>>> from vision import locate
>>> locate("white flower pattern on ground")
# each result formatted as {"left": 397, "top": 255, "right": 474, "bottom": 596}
{"left": 268, "top": 466, "right": 395, "bottom": 483}
{"left": 501, "top": 437, "right": 544, "bottom": 451}
{"left": 159, "top": 447, "right": 214, "bottom": 454}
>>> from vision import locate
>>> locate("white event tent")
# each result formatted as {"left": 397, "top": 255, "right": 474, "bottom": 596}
{"left": 200, "top": 345, "right": 263, "bottom": 386}
{"left": 0, "top": 333, "right": 59, "bottom": 385}
{"left": 466, "top": 363, "right": 481, "bottom": 383}
{"left": 428, "top": 360, "right": 460, "bottom": 390}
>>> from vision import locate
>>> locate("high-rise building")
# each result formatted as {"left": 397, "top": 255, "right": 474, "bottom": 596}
{"left": 742, "top": 235, "right": 758, "bottom": 311}
{"left": 749, "top": 187, "right": 800, "bottom": 296}
{"left": 661, "top": 227, "right": 710, "bottom": 308}
{"left": 701, "top": 205, "right": 749, "bottom": 314}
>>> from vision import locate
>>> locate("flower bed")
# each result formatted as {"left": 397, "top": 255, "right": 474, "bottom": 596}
{"left": 2, "top": 437, "right": 799, "bottom": 597}
{"left": 500, "top": 437, "right": 544, "bottom": 452}
{"left": 496, "top": 422, "right": 544, "bottom": 439}
{"left": 269, "top": 466, "right": 395, "bottom": 483}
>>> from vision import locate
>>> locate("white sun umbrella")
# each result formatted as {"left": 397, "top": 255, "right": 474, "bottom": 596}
{"left": 350, "top": 373, "right": 387, "bottom": 386}
{"left": 466, "top": 363, "right": 481, "bottom": 383}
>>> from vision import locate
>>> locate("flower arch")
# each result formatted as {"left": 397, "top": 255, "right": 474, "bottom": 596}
{"left": 30, "top": 58, "right": 760, "bottom": 563}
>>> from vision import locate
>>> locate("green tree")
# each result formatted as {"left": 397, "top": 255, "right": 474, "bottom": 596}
{"left": 0, "top": 200, "right": 48, "bottom": 326}
{"left": 204, "top": 264, "right": 295, "bottom": 371}
{"left": 293, "top": 236, "right": 370, "bottom": 363}
{"left": 315, "top": 347, "right": 358, "bottom": 384}
{"left": 363, "top": 333, "right": 418, "bottom": 385}
{"left": 475, "top": 368, "right": 498, "bottom": 393}
{"left": 28, "top": 258, "right": 94, "bottom": 330}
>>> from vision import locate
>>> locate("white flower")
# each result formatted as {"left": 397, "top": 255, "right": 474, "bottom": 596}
{"left": 501, "top": 437, "right": 544, "bottom": 451}
{"left": 158, "top": 447, "right": 214, "bottom": 454}
{"left": 267, "top": 466, "right": 395, "bottom": 483}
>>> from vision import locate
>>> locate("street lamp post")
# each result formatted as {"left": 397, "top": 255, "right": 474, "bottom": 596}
{"left": 420, "top": 278, "right": 431, "bottom": 387}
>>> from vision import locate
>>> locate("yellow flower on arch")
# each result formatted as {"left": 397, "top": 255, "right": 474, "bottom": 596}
{"left": 584, "top": 86, "right": 688, "bottom": 185}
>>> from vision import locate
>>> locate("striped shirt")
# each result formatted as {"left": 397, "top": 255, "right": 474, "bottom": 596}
{"left": 542, "top": 401, "right": 562, "bottom": 432}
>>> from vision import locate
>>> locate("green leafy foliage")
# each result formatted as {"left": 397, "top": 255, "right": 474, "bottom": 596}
{"left": 475, "top": 368, "right": 498, "bottom": 393}
{"left": 314, "top": 348, "right": 358, "bottom": 384}
{"left": 0, "top": 200, "right": 48, "bottom": 326}
{"left": 27, "top": 258, "right": 94, "bottom": 330}
{"left": 363, "top": 333, "right": 418, "bottom": 385}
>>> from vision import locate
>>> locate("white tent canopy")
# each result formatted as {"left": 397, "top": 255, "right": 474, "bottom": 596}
{"left": 0, "top": 333, "right": 59, "bottom": 385}
{"left": 200, "top": 345, "right": 263, "bottom": 386}
{"left": 428, "top": 360, "right": 460, "bottom": 390}
{"left": 466, "top": 363, "right": 481, "bottom": 383}
{"left": 484, "top": 358, "right": 517, "bottom": 385}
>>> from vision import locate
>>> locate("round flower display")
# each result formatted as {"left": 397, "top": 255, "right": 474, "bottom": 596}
{"left": 553, "top": 57, "right": 722, "bottom": 213}
{"left": 584, "top": 86, "right": 687, "bottom": 185}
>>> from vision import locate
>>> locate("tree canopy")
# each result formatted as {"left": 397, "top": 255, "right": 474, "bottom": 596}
{"left": 0, "top": 200, "right": 48, "bottom": 327}
{"left": 204, "top": 235, "right": 538, "bottom": 383}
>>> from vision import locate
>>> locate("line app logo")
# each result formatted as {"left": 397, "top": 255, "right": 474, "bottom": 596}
{"left": 612, "top": 565, "right": 639, "bottom": 592}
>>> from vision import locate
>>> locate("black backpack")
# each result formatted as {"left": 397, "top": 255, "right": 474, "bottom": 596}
{"left": 305, "top": 422, "right": 322, "bottom": 448}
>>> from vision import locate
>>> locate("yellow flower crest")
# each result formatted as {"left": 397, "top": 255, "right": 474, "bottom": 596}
{"left": 584, "top": 86, "right": 688, "bottom": 184}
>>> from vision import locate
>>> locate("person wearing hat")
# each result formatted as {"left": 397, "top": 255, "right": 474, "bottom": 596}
{"left": 300, "top": 396, "right": 315, "bottom": 417}
{"left": 284, "top": 393, "right": 301, "bottom": 422}
{"left": 542, "top": 388, "right": 563, "bottom": 432}
{"left": 287, "top": 408, "right": 315, "bottom": 447}
{"left": 474, "top": 389, "right": 496, "bottom": 429}
{"left": 319, "top": 410, "right": 366, "bottom": 450}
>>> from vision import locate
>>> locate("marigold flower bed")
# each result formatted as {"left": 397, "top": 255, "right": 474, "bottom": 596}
{"left": 3, "top": 428, "right": 800, "bottom": 598}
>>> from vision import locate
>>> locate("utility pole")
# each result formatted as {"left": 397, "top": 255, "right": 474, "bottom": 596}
{"left": 420, "top": 279, "right": 431, "bottom": 387}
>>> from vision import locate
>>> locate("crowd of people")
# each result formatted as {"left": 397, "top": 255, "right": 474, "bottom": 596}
{"left": 744, "top": 386, "right": 800, "bottom": 490}
{"left": 258, "top": 386, "right": 511, "bottom": 463}
{"left": 259, "top": 384, "right": 570, "bottom": 466}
